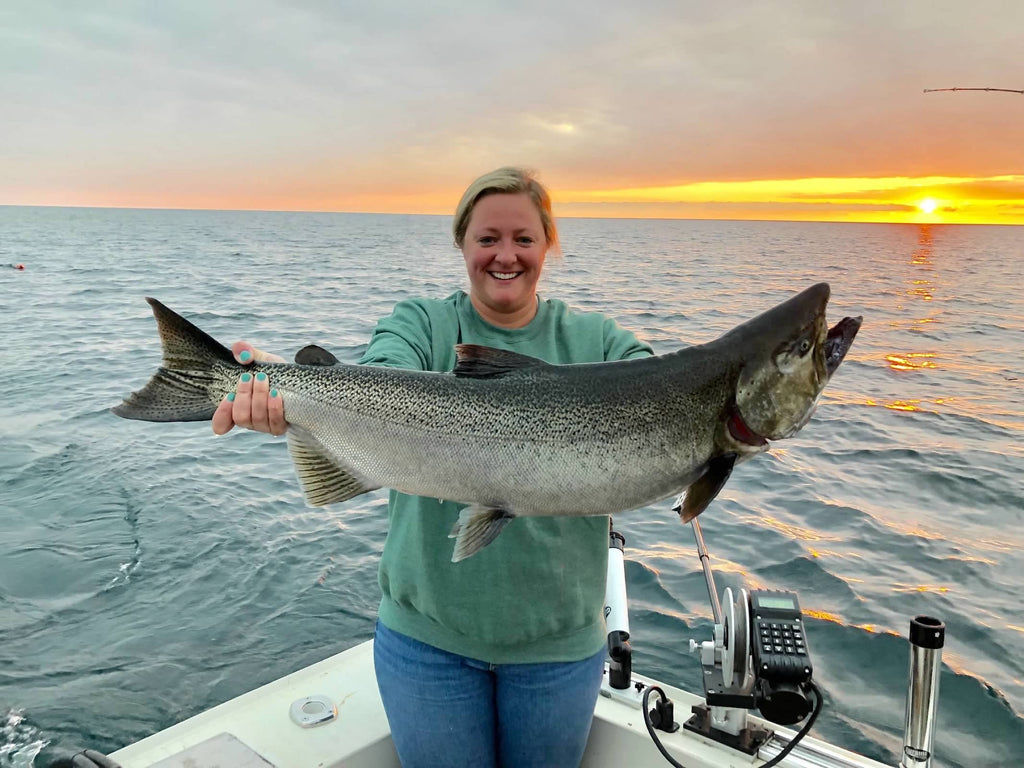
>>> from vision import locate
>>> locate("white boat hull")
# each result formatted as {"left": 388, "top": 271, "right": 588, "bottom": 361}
{"left": 110, "top": 640, "right": 889, "bottom": 768}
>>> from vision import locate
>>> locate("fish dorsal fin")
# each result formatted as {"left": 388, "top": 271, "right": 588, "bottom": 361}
{"left": 286, "top": 426, "right": 379, "bottom": 506}
{"left": 453, "top": 344, "right": 551, "bottom": 379}
{"left": 295, "top": 344, "right": 340, "bottom": 366}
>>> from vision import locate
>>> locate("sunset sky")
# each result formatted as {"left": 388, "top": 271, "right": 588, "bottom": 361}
{"left": 3, "top": 1, "right": 1022, "bottom": 224}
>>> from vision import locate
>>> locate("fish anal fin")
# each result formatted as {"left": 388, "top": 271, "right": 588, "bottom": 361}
{"left": 286, "top": 426, "right": 379, "bottom": 506}
{"left": 448, "top": 504, "right": 516, "bottom": 561}
{"left": 675, "top": 453, "right": 737, "bottom": 523}
{"left": 453, "top": 345, "right": 551, "bottom": 379}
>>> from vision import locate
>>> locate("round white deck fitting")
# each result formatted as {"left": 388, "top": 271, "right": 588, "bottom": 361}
{"left": 289, "top": 695, "right": 338, "bottom": 727}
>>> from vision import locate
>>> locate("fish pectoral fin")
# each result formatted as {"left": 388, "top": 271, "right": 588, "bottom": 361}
{"left": 448, "top": 505, "right": 516, "bottom": 562}
{"left": 294, "top": 344, "right": 340, "bottom": 366}
{"left": 452, "top": 345, "right": 552, "bottom": 378}
{"left": 286, "top": 426, "right": 379, "bottom": 506}
{"left": 675, "top": 453, "right": 738, "bottom": 523}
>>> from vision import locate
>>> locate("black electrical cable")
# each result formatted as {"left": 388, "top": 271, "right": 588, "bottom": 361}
{"left": 642, "top": 680, "right": 824, "bottom": 768}
{"left": 642, "top": 686, "right": 685, "bottom": 768}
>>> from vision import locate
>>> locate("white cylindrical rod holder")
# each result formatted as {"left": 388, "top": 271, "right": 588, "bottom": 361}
{"left": 605, "top": 531, "right": 629, "bottom": 637}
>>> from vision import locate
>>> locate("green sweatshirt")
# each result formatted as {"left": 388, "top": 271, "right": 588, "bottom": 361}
{"left": 359, "top": 291, "right": 652, "bottom": 664}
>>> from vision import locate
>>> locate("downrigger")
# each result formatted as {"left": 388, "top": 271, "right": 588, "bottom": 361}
{"left": 603, "top": 513, "right": 823, "bottom": 768}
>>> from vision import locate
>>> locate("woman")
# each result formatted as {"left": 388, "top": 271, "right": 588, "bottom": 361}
{"left": 213, "top": 167, "right": 652, "bottom": 767}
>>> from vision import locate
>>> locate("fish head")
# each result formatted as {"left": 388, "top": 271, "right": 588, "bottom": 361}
{"left": 733, "top": 283, "right": 861, "bottom": 441}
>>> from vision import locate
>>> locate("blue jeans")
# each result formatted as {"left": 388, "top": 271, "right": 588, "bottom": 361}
{"left": 373, "top": 620, "right": 605, "bottom": 768}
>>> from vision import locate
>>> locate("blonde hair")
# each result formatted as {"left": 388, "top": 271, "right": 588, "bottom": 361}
{"left": 452, "top": 167, "right": 560, "bottom": 253}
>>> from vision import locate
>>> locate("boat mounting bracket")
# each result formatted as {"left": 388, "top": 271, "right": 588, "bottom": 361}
{"left": 683, "top": 704, "right": 772, "bottom": 755}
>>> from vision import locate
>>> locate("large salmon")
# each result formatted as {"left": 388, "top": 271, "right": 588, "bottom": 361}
{"left": 113, "top": 283, "right": 861, "bottom": 561}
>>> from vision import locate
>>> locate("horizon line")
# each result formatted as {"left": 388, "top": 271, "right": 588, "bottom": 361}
{"left": 1, "top": 203, "right": 1019, "bottom": 227}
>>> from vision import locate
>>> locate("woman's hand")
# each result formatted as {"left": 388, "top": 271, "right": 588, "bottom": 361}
{"left": 212, "top": 342, "right": 288, "bottom": 436}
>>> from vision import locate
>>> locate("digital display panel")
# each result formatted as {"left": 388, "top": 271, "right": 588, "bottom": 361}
{"left": 756, "top": 595, "right": 796, "bottom": 610}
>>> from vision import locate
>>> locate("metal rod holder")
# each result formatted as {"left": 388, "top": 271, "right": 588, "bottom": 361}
{"left": 900, "top": 615, "right": 945, "bottom": 768}
{"left": 691, "top": 518, "right": 722, "bottom": 624}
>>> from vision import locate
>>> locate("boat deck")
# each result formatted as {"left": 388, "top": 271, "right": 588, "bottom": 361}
{"left": 110, "top": 640, "right": 888, "bottom": 768}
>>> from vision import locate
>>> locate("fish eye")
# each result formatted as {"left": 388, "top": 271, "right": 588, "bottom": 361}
{"left": 799, "top": 339, "right": 812, "bottom": 355}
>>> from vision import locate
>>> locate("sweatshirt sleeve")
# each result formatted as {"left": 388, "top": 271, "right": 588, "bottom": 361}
{"left": 602, "top": 315, "right": 654, "bottom": 361}
{"left": 358, "top": 300, "right": 434, "bottom": 371}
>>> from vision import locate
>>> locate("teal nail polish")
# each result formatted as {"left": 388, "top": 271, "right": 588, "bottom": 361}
{"left": 227, "top": 392, "right": 236, "bottom": 402}
{"left": 256, "top": 372, "right": 267, "bottom": 382}
{"left": 270, "top": 389, "right": 278, "bottom": 398}
{"left": 239, "top": 350, "right": 252, "bottom": 363}
{"left": 240, "top": 373, "right": 252, "bottom": 383}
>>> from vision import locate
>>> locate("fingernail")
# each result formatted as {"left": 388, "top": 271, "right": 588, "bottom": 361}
{"left": 256, "top": 372, "right": 267, "bottom": 382}
{"left": 240, "top": 373, "right": 252, "bottom": 383}
{"left": 227, "top": 392, "right": 236, "bottom": 402}
{"left": 239, "top": 350, "right": 252, "bottom": 363}
{"left": 270, "top": 389, "right": 278, "bottom": 398}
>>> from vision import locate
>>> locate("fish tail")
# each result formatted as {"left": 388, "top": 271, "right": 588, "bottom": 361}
{"left": 112, "top": 298, "right": 239, "bottom": 422}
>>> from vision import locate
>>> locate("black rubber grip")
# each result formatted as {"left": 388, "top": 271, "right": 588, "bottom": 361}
{"left": 909, "top": 615, "right": 945, "bottom": 649}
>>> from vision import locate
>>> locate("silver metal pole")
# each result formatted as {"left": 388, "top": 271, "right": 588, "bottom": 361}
{"left": 690, "top": 519, "right": 722, "bottom": 624}
{"left": 900, "top": 615, "right": 945, "bottom": 768}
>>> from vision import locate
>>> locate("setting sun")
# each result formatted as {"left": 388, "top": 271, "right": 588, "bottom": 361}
{"left": 549, "top": 177, "right": 1024, "bottom": 225}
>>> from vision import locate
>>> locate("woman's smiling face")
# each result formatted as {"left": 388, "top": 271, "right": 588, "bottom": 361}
{"left": 461, "top": 192, "right": 549, "bottom": 328}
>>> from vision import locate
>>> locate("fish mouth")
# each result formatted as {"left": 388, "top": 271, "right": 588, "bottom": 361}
{"left": 824, "top": 315, "right": 862, "bottom": 377}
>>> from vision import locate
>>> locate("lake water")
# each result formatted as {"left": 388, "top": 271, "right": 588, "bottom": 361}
{"left": 1, "top": 207, "right": 1022, "bottom": 767}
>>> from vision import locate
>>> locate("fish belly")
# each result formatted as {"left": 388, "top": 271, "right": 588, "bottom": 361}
{"left": 288, "top": 395, "right": 705, "bottom": 517}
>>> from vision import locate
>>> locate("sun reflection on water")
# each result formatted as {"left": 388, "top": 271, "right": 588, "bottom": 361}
{"left": 751, "top": 515, "right": 839, "bottom": 543}
{"left": 884, "top": 353, "right": 937, "bottom": 371}
{"left": 893, "top": 225, "right": 940, "bottom": 333}
{"left": 800, "top": 610, "right": 897, "bottom": 637}
{"left": 874, "top": 225, "right": 955, "bottom": 418}
{"left": 892, "top": 583, "right": 951, "bottom": 594}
